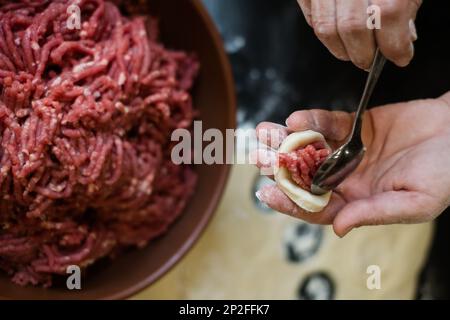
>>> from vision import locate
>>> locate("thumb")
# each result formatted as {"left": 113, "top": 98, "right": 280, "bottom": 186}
{"left": 333, "top": 190, "right": 432, "bottom": 237}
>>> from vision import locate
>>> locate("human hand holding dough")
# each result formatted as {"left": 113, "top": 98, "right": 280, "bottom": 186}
{"left": 254, "top": 94, "right": 450, "bottom": 237}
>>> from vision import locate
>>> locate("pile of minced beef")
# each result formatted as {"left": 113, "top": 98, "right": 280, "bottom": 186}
{"left": 0, "top": 0, "right": 198, "bottom": 286}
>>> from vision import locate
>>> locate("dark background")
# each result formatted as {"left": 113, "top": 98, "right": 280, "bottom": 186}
{"left": 202, "top": 0, "right": 450, "bottom": 299}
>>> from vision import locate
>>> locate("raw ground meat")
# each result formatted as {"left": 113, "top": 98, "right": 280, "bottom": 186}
{"left": 278, "top": 142, "right": 330, "bottom": 191}
{"left": 0, "top": 0, "right": 199, "bottom": 287}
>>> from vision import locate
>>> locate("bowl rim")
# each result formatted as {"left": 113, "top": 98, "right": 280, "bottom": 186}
{"left": 101, "top": 0, "right": 236, "bottom": 300}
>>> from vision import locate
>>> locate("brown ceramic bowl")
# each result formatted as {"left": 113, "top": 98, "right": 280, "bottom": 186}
{"left": 0, "top": 0, "right": 235, "bottom": 300}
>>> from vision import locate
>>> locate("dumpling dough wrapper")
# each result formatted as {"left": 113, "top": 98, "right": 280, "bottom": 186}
{"left": 274, "top": 130, "right": 332, "bottom": 213}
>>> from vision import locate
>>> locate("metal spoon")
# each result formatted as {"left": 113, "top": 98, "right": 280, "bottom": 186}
{"left": 311, "top": 49, "right": 386, "bottom": 195}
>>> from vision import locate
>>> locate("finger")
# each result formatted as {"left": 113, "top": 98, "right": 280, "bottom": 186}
{"left": 249, "top": 148, "right": 276, "bottom": 180}
{"left": 332, "top": 190, "right": 435, "bottom": 237}
{"left": 256, "top": 184, "right": 346, "bottom": 225}
{"left": 336, "top": 0, "right": 376, "bottom": 70}
{"left": 286, "top": 109, "right": 353, "bottom": 143}
{"left": 256, "top": 122, "right": 288, "bottom": 149}
{"left": 311, "top": 0, "right": 350, "bottom": 61}
{"left": 297, "top": 0, "right": 313, "bottom": 26}
{"left": 371, "top": 0, "right": 422, "bottom": 67}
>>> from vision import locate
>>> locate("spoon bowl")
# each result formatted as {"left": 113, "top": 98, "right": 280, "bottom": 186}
{"left": 311, "top": 142, "right": 365, "bottom": 195}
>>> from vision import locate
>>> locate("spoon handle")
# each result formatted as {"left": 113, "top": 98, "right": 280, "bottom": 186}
{"left": 351, "top": 49, "right": 386, "bottom": 140}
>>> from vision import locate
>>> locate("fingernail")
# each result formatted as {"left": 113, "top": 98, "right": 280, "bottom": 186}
{"left": 355, "top": 60, "right": 370, "bottom": 72}
{"left": 255, "top": 190, "right": 265, "bottom": 203}
{"left": 285, "top": 115, "right": 297, "bottom": 128}
{"left": 409, "top": 19, "right": 418, "bottom": 41}
{"left": 335, "top": 228, "right": 351, "bottom": 238}
{"left": 285, "top": 117, "right": 291, "bottom": 128}
{"left": 256, "top": 186, "right": 272, "bottom": 204}
{"left": 341, "top": 228, "right": 353, "bottom": 237}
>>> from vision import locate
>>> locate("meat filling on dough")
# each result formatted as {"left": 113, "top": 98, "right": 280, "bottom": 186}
{"left": 278, "top": 142, "right": 330, "bottom": 191}
{"left": 274, "top": 131, "right": 333, "bottom": 213}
